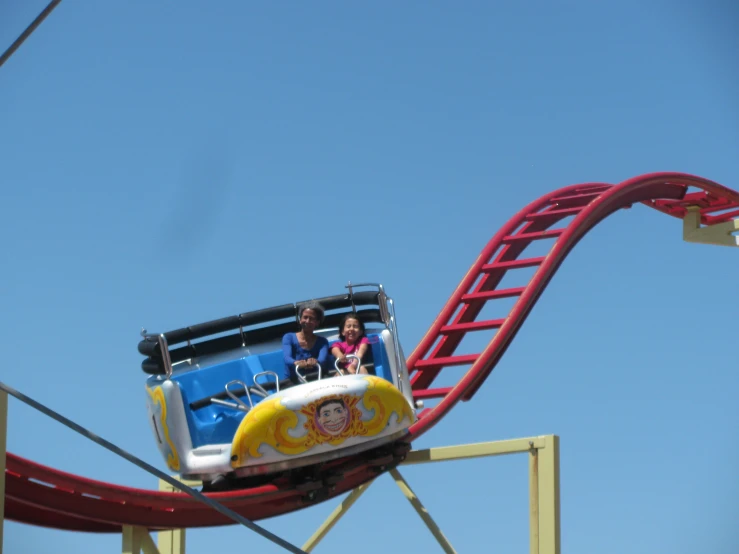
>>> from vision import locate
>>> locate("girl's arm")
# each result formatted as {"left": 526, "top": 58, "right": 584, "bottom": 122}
{"left": 317, "top": 339, "right": 330, "bottom": 365}
{"left": 355, "top": 342, "right": 369, "bottom": 359}
{"left": 356, "top": 337, "right": 370, "bottom": 358}
{"left": 282, "top": 333, "right": 297, "bottom": 365}
{"left": 350, "top": 338, "right": 370, "bottom": 369}
{"left": 331, "top": 345, "right": 346, "bottom": 361}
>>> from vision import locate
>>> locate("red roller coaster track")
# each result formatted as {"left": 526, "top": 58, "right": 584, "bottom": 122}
{"left": 4, "top": 172, "right": 738, "bottom": 534}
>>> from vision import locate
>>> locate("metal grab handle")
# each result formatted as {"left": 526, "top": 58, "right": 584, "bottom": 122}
{"left": 140, "top": 329, "right": 174, "bottom": 378}
{"left": 217, "top": 380, "right": 253, "bottom": 412}
{"left": 295, "top": 362, "right": 322, "bottom": 384}
{"left": 334, "top": 354, "right": 361, "bottom": 376}
{"left": 387, "top": 298, "right": 404, "bottom": 395}
{"left": 252, "top": 371, "right": 280, "bottom": 397}
{"left": 211, "top": 398, "right": 248, "bottom": 411}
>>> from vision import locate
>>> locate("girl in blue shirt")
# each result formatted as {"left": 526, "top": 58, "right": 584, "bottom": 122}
{"left": 282, "top": 302, "right": 329, "bottom": 381}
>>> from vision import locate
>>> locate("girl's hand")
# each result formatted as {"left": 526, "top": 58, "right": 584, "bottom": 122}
{"left": 338, "top": 355, "right": 347, "bottom": 363}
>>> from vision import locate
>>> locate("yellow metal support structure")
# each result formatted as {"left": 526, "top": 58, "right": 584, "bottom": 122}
{"left": 302, "top": 434, "right": 560, "bottom": 553}
{"left": 388, "top": 468, "right": 457, "bottom": 553}
{"left": 122, "top": 526, "right": 142, "bottom": 554}
{"left": 156, "top": 476, "right": 200, "bottom": 554}
{"left": 301, "top": 481, "right": 373, "bottom": 551}
{"left": 122, "top": 525, "right": 162, "bottom": 554}
{"left": 683, "top": 206, "right": 739, "bottom": 247}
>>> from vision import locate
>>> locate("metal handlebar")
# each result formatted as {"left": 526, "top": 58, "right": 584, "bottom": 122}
{"left": 333, "top": 354, "right": 361, "bottom": 376}
{"left": 252, "top": 371, "right": 280, "bottom": 397}
{"left": 295, "top": 362, "right": 322, "bottom": 384}
{"left": 386, "top": 298, "right": 404, "bottom": 394}
{"left": 213, "top": 380, "right": 253, "bottom": 412}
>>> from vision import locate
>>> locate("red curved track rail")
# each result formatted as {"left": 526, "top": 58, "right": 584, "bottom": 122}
{"left": 5, "top": 172, "right": 739, "bottom": 533}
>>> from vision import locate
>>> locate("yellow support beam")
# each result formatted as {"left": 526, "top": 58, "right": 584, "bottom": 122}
{"left": 389, "top": 468, "right": 457, "bottom": 554}
{"left": 302, "top": 434, "right": 560, "bottom": 553}
{"left": 529, "top": 444, "right": 539, "bottom": 554}
{"left": 536, "top": 436, "right": 560, "bottom": 554}
{"left": 122, "top": 525, "right": 143, "bottom": 554}
{"left": 122, "top": 525, "right": 162, "bottom": 554}
{"left": 683, "top": 206, "right": 739, "bottom": 247}
{"left": 302, "top": 481, "right": 374, "bottom": 552}
{"left": 156, "top": 476, "right": 200, "bottom": 554}
{"left": 403, "top": 436, "right": 547, "bottom": 465}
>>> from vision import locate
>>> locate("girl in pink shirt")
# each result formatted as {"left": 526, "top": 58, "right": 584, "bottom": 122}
{"left": 331, "top": 313, "right": 370, "bottom": 375}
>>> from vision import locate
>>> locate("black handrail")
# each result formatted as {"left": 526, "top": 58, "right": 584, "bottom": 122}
{"left": 139, "top": 290, "right": 380, "bottom": 354}
{"left": 141, "top": 307, "right": 384, "bottom": 375}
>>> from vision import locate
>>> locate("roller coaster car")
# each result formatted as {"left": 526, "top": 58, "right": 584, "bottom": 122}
{"left": 139, "top": 283, "right": 417, "bottom": 488}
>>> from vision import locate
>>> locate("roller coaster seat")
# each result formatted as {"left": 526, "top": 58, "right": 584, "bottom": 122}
{"left": 171, "top": 332, "right": 393, "bottom": 449}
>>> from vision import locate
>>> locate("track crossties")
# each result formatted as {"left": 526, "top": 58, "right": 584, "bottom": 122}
{"left": 405, "top": 172, "right": 739, "bottom": 437}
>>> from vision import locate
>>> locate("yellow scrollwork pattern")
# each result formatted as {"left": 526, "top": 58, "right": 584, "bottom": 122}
{"left": 230, "top": 376, "right": 415, "bottom": 468}
{"left": 146, "top": 385, "right": 181, "bottom": 471}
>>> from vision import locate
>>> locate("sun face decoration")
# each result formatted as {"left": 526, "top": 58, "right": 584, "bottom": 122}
{"left": 315, "top": 399, "right": 349, "bottom": 435}
{"left": 229, "top": 376, "right": 417, "bottom": 467}
{"left": 301, "top": 394, "right": 365, "bottom": 446}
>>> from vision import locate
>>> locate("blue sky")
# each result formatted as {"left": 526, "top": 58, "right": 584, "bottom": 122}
{"left": 2, "top": 1, "right": 738, "bottom": 552}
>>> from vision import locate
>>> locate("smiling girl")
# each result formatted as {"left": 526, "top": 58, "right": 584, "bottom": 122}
{"left": 331, "top": 313, "right": 370, "bottom": 375}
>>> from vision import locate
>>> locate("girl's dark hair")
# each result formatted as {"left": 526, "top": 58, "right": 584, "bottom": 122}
{"left": 337, "top": 312, "right": 365, "bottom": 341}
{"left": 298, "top": 301, "right": 325, "bottom": 325}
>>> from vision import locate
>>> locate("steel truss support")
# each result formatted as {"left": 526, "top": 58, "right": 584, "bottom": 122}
{"left": 683, "top": 206, "right": 739, "bottom": 247}
{"left": 302, "top": 434, "right": 561, "bottom": 554}
{"left": 156, "top": 477, "right": 198, "bottom": 554}
{"left": 122, "top": 526, "right": 162, "bottom": 554}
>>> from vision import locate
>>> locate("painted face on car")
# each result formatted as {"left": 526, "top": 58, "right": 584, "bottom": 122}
{"left": 316, "top": 400, "right": 349, "bottom": 435}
